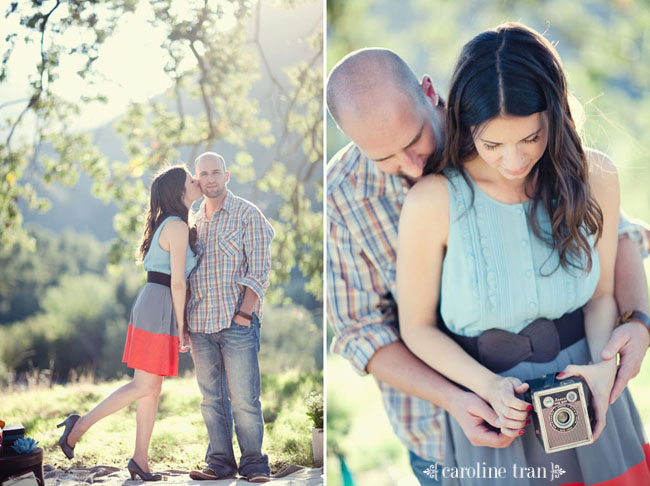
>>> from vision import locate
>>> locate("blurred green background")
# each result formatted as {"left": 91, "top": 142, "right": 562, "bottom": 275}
{"left": 327, "top": 1, "right": 650, "bottom": 484}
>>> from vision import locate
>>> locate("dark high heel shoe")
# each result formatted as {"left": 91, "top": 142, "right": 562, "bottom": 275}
{"left": 127, "top": 458, "right": 162, "bottom": 482}
{"left": 56, "top": 414, "right": 80, "bottom": 459}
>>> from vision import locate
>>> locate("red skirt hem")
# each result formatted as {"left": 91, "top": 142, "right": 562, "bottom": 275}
{"left": 122, "top": 323, "right": 179, "bottom": 377}
{"left": 561, "top": 443, "right": 650, "bottom": 486}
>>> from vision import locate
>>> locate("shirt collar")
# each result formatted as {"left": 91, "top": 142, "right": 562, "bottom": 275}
{"left": 354, "top": 149, "right": 412, "bottom": 201}
{"left": 194, "top": 190, "right": 234, "bottom": 223}
{"left": 221, "top": 190, "right": 234, "bottom": 214}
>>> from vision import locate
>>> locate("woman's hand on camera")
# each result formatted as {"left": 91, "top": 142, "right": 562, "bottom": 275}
{"left": 557, "top": 360, "right": 617, "bottom": 441}
{"left": 485, "top": 376, "right": 531, "bottom": 437}
{"left": 448, "top": 390, "right": 517, "bottom": 448}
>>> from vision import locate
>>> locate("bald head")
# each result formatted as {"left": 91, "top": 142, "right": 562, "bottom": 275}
{"left": 326, "top": 49, "right": 446, "bottom": 179}
{"left": 195, "top": 152, "right": 227, "bottom": 173}
{"left": 326, "top": 48, "right": 428, "bottom": 131}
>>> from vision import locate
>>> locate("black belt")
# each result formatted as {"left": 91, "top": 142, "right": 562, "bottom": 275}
{"left": 440, "top": 307, "right": 585, "bottom": 373}
{"left": 147, "top": 271, "right": 171, "bottom": 288}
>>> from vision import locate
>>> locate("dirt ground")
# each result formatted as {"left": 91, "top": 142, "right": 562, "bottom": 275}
{"left": 43, "top": 464, "right": 323, "bottom": 486}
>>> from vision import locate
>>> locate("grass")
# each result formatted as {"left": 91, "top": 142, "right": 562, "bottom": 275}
{"left": 1, "top": 369, "right": 323, "bottom": 473}
{"left": 326, "top": 356, "right": 417, "bottom": 486}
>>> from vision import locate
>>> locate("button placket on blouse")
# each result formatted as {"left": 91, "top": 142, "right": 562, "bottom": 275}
{"left": 516, "top": 205, "right": 539, "bottom": 318}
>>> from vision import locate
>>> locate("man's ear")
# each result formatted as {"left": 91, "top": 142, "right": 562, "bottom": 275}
{"left": 421, "top": 75, "right": 439, "bottom": 107}
{"left": 225, "top": 171, "right": 230, "bottom": 183}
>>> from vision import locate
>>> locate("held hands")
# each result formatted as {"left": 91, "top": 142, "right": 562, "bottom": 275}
{"left": 179, "top": 326, "right": 190, "bottom": 353}
{"left": 600, "top": 321, "right": 650, "bottom": 403}
{"left": 449, "top": 390, "right": 517, "bottom": 448}
{"left": 179, "top": 338, "right": 190, "bottom": 353}
{"left": 484, "top": 376, "right": 531, "bottom": 438}
{"left": 557, "top": 359, "right": 617, "bottom": 441}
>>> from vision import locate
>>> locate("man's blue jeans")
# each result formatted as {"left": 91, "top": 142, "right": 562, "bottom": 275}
{"left": 410, "top": 450, "right": 442, "bottom": 485}
{"left": 190, "top": 314, "right": 270, "bottom": 477}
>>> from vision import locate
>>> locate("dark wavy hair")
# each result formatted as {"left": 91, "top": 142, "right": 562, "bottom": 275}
{"left": 439, "top": 22, "right": 602, "bottom": 272}
{"left": 139, "top": 165, "right": 198, "bottom": 261}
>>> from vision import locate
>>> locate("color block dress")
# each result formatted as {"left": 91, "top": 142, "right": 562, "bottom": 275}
{"left": 122, "top": 216, "right": 199, "bottom": 377}
{"left": 438, "top": 169, "right": 650, "bottom": 485}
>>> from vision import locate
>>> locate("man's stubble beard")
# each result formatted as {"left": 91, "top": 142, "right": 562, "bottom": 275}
{"left": 201, "top": 185, "right": 226, "bottom": 199}
{"left": 422, "top": 146, "right": 444, "bottom": 176}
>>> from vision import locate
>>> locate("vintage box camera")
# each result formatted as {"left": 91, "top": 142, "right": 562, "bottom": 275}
{"left": 523, "top": 374, "right": 593, "bottom": 453}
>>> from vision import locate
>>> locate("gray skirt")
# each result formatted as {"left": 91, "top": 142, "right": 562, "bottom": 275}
{"left": 442, "top": 339, "right": 649, "bottom": 485}
{"left": 122, "top": 282, "right": 179, "bottom": 376}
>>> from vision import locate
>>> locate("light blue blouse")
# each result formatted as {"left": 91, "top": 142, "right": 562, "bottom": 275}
{"left": 440, "top": 169, "right": 600, "bottom": 337}
{"left": 143, "top": 216, "right": 199, "bottom": 278}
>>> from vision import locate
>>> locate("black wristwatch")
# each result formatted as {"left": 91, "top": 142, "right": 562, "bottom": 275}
{"left": 617, "top": 310, "right": 650, "bottom": 341}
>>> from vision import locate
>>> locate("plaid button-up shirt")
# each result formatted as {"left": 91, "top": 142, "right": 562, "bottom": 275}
{"left": 327, "top": 142, "right": 447, "bottom": 462}
{"left": 327, "top": 142, "right": 650, "bottom": 463}
{"left": 188, "top": 190, "right": 274, "bottom": 333}
{"left": 619, "top": 212, "right": 650, "bottom": 258}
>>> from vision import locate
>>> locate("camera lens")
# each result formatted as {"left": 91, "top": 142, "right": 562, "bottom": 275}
{"left": 552, "top": 406, "right": 576, "bottom": 430}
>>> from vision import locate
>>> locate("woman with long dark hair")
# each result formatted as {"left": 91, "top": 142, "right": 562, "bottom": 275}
{"left": 398, "top": 23, "right": 649, "bottom": 484}
{"left": 56, "top": 165, "right": 202, "bottom": 481}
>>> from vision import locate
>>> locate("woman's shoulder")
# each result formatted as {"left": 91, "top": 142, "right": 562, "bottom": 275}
{"left": 402, "top": 173, "right": 449, "bottom": 224}
{"left": 406, "top": 173, "right": 449, "bottom": 205}
{"left": 584, "top": 147, "right": 618, "bottom": 191}
{"left": 160, "top": 217, "right": 189, "bottom": 238}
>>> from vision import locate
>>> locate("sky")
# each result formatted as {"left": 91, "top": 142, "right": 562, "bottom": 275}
{"left": 0, "top": 0, "right": 239, "bottom": 135}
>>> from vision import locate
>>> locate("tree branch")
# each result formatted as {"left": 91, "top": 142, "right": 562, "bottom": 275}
{"left": 0, "top": 98, "right": 30, "bottom": 111}
{"left": 6, "top": 0, "right": 61, "bottom": 149}
{"left": 252, "top": 0, "right": 288, "bottom": 97}
{"left": 189, "top": 40, "right": 216, "bottom": 143}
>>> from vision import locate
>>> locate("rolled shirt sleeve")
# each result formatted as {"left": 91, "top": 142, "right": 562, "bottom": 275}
{"left": 619, "top": 211, "right": 650, "bottom": 259}
{"left": 327, "top": 210, "right": 400, "bottom": 376}
{"left": 238, "top": 207, "right": 275, "bottom": 300}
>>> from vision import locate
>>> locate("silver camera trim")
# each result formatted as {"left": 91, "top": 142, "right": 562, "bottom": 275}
{"left": 532, "top": 381, "right": 593, "bottom": 453}
{"left": 551, "top": 405, "right": 576, "bottom": 430}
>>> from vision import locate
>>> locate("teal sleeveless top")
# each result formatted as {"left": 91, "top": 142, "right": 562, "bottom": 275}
{"left": 440, "top": 169, "right": 600, "bottom": 337}
{"left": 143, "top": 216, "right": 199, "bottom": 278}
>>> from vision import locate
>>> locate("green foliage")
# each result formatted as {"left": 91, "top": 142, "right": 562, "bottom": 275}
{"left": 1, "top": 0, "right": 323, "bottom": 302}
{"left": 1, "top": 0, "right": 135, "bottom": 249}
{"left": 259, "top": 305, "right": 323, "bottom": 373}
{"left": 260, "top": 370, "right": 323, "bottom": 466}
{"left": 0, "top": 273, "right": 127, "bottom": 381}
{"left": 0, "top": 226, "right": 109, "bottom": 323}
{"left": 305, "top": 390, "right": 323, "bottom": 428}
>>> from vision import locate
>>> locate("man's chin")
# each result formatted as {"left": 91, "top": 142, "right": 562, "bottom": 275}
{"left": 202, "top": 189, "right": 222, "bottom": 198}
{"left": 397, "top": 169, "right": 423, "bottom": 182}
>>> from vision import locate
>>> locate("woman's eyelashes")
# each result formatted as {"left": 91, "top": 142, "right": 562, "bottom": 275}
{"left": 482, "top": 135, "right": 541, "bottom": 152}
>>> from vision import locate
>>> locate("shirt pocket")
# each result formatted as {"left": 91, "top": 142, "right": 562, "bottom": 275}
{"left": 219, "top": 229, "right": 242, "bottom": 257}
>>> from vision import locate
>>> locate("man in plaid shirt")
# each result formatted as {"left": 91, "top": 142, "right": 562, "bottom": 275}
{"left": 326, "top": 48, "right": 650, "bottom": 484}
{"left": 187, "top": 152, "right": 274, "bottom": 483}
